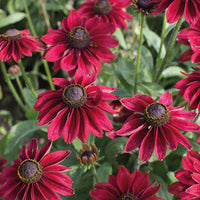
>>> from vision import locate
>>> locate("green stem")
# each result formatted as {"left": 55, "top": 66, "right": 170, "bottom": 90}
{"left": 92, "top": 165, "right": 99, "bottom": 183}
{"left": 1, "top": 62, "right": 26, "bottom": 111}
{"left": 155, "top": 11, "right": 167, "bottom": 69}
{"left": 134, "top": 14, "right": 145, "bottom": 95}
{"left": 154, "top": 16, "right": 183, "bottom": 82}
{"left": 22, "top": 0, "right": 37, "bottom": 36}
{"left": 38, "top": 0, "right": 51, "bottom": 29}
{"left": 18, "top": 60, "right": 38, "bottom": 98}
{"left": 15, "top": 76, "right": 29, "bottom": 105}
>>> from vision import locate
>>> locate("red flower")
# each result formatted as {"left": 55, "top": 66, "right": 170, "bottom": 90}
{"left": 0, "top": 155, "right": 7, "bottom": 173}
{"left": 0, "top": 138, "right": 74, "bottom": 200}
{"left": 33, "top": 73, "right": 119, "bottom": 143}
{"left": 168, "top": 150, "right": 200, "bottom": 199}
{"left": 90, "top": 165, "right": 163, "bottom": 200}
{"left": 175, "top": 66, "right": 200, "bottom": 114}
{"left": 78, "top": 0, "right": 133, "bottom": 31}
{"left": 42, "top": 10, "right": 118, "bottom": 77}
{"left": 177, "top": 21, "right": 200, "bottom": 64}
{"left": 152, "top": 0, "right": 200, "bottom": 25}
{"left": 0, "top": 29, "right": 43, "bottom": 62}
{"left": 117, "top": 91, "right": 200, "bottom": 162}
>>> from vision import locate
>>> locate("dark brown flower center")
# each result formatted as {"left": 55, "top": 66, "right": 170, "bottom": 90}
{"left": 2, "top": 29, "right": 22, "bottom": 41}
{"left": 63, "top": 84, "right": 87, "bottom": 107}
{"left": 118, "top": 193, "right": 138, "bottom": 200}
{"left": 68, "top": 26, "right": 90, "bottom": 49}
{"left": 137, "top": 0, "right": 154, "bottom": 10}
{"left": 144, "top": 103, "right": 169, "bottom": 127}
{"left": 94, "top": 0, "right": 112, "bottom": 15}
{"left": 17, "top": 159, "right": 42, "bottom": 184}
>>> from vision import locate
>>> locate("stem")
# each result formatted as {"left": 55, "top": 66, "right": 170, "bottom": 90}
{"left": 1, "top": 62, "right": 26, "bottom": 111}
{"left": 18, "top": 60, "right": 38, "bottom": 99}
{"left": 92, "top": 164, "right": 99, "bottom": 183}
{"left": 15, "top": 76, "right": 29, "bottom": 105}
{"left": 22, "top": 0, "right": 37, "bottom": 36}
{"left": 154, "top": 16, "right": 183, "bottom": 82}
{"left": 38, "top": 0, "right": 51, "bottom": 29}
{"left": 155, "top": 11, "right": 167, "bottom": 69}
{"left": 134, "top": 14, "right": 145, "bottom": 95}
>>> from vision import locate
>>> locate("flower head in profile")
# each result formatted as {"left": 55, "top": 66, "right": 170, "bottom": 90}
{"left": 78, "top": 0, "right": 133, "bottom": 31}
{"left": 42, "top": 10, "right": 118, "bottom": 77}
{"left": 168, "top": 150, "right": 200, "bottom": 199}
{"left": 117, "top": 91, "right": 200, "bottom": 162}
{"left": 0, "top": 29, "right": 44, "bottom": 62}
{"left": 152, "top": 0, "right": 200, "bottom": 25}
{"left": 33, "top": 72, "right": 119, "bottom": 143}
{"left": 0, "top": 138, "right": 74, "bottom": 199}
{"left": 0, "top": 155, "right": 7, "bottom": 173}
{"left": 177, "top": 21, "right": 200, "bottom": 64}
{"left": 90, "top": 165, "right": 163, "bottom": 200}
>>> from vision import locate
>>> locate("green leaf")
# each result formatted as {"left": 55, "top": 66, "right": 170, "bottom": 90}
{"left": 113, "top": 28, "right": 127, "bottom": 49}
{"left": 0, "top": 9, "right": 6, "bottom": 20}
{"left": 0, "top": 12, "right": 25, "bottom": 28}
{"left": 161, "top": 66, "right": 186, "bottom": 78}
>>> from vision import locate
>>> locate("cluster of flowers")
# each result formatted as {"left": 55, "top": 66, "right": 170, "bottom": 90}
{"left": 0, "top": 0, "right": 200, "bottom": 199}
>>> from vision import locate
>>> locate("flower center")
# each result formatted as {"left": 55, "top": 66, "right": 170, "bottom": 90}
{"left": 68, "top": 26, "right": 90, "bottom": 49}
{"left": 2, "top": 29, "right": 22, "bottom": 41}
{"left": 144, "top": 103, "right": 169, "bottom": 127}
{"left": 118, "top": 193, "right": 138, "bottom": 200}
{"left": 137, "top": 0, "right": 154, "bottom": 10}
{"left": 94, "top": 0, "right": 112, "bottom": 15}
{"left": 17, "top": 159, "right": 42, "bottom": 184}
{"left": 62, "top": 84, "right": 87, "bottom": 107}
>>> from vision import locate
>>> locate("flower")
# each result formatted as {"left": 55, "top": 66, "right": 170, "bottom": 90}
{"left": 0, "top": 138, "right": 74, "bottom": 199}
{"left": 78, "top": 0, "right": 133, "bottom": 31}
{"left": 8, "top": 65, "right": 21, "bottom": 75}
{"left": 90, "top": 165, "right": 163, "bottom": 200}
{"left": 152, "top": 0, "right": 200, "bottom": 25}
{"left": 117, "top": 91, "right": 200, "bottom": 162}
{"left": 0, "top": 155, "right": 7, "bottom": 173}
{"left": 76, "top": 143, "right": 98, "bottom": 165}
{"left": 168, "top": 150, "right": 200, "bottom": 199}
{"left": 42, "top": 10, "right": 118, "bottom": 77}
{"left": 175, "top": 66, "right": 200, "bottom": 114}
{"left": 131, "top": 0, "right": 160, "bottom": 15}
{"left": 177, "top": 21, "right": 200, "bottom": 64}
{"left": 33, "top": 73, "right": 119, "bottom": 143}
{"left": 0, "top": 29, "right": 44, "bottom": 62}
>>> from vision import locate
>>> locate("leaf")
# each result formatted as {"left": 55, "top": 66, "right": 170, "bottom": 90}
{"left": 113, "top": 28, "right": 127, "bottom": 49}
{"left": 0, "top": 12, "right": 25, "bottom": 28}
{"left": 0, "top": 9, "right": 6, "bottom": 20}
{"left": 161, "top": 66, "right": 186, "bottom": 78}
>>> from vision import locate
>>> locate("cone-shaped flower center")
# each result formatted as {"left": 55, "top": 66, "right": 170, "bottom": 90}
{"left": 137, "top": 0, "right": 154, "bottom": 10}
{"left": 94, "top": 0, "right": 112, "bottom": 15}
{"left": 2, "top": 29, "right": 22, "bottom": 41}
{"left": 68, "top": 26, "right": 90, "bottom": 49}
{"left": 17, "top": 159, "right": 42, "bottom": 184}
{"left": 144, "top": 103, "right": 169, "bottom": 127}
{"left": 118, "top": 193, "right": 138, "bottom": 200}
{"left": 63, "top": 84, "right": 87, "bottom": 107}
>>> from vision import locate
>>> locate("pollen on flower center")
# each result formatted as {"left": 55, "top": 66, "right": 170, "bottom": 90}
{"left": 68, "top": 26, "right": 90, "bottom": 49}
{"left": 63, "top": 84, "right": 87, "bottom": 107}
{"left": 144, "top": 103, "right": 169, "bottom": 127}
{"left": 2, "top": 29, "right": 22, "bottom": 41}
{"left": 118, "top": 193, "right": 138, "bottom": 200}
{"left": 94, "top": 0, "right": 112, "bottom": 15}
{"left": 17, "top": 159, "right": 42, "bottom": 184}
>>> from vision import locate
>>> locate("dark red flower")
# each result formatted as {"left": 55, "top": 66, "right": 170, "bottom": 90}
{"left": 0, "top": 29, "right": 43, "bottom": 62}
{"left": 33, "top": 73, "right": 119, "bottom": 143}
{"left": 90, "top": 165, "right": 163, "bottom": 200}
{"left": 175, "top": 66, "right": 200, "bottom": 114}
{"left": 78, "top": 0, "right": 132, "bottom": 31}
{"left": 177, "top": 21, "right": 200, "bottom": 64}
{"left": 168, "top": 150, "right": 200, "bottom": 199}
{"left": 0, "top": 138, "right": 74, "bottom": 200}
{"left": 0, "top": 155, "right": 7, "bottom": 173}
{"left": 152, "top": 0, "right": 200, "bottom": 25}
{"left": 42, "top": 10, "right": 118, "bottom": 77}
{"left": 117, "top": 91, "right": 200, "bottom": 162}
